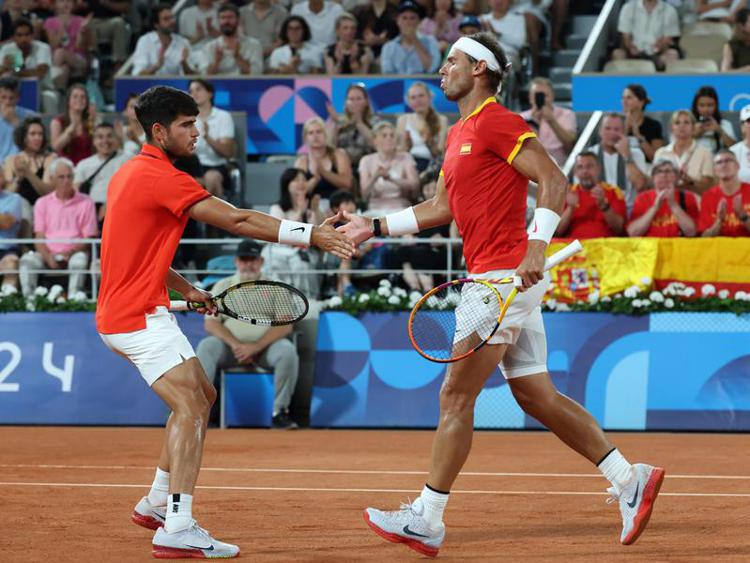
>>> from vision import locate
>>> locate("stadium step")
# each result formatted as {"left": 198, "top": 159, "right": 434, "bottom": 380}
{"left": 552, "top": 49, "right": 581, "bottom": 68}
{"left": 550, "top": 67, "right": 572, "bottom": 85}
{"left": 566, "top": 34, "right": 589, "bottom": 50}
{"left": 571, "top": 15, "right": 599, "bottom": 35}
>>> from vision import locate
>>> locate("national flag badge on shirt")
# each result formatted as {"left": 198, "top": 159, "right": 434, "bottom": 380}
{"left": 460, "top": 143, "right": 472, "bottom": 155}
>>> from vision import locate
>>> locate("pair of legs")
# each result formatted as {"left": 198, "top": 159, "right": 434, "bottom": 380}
{"left": 610, "top": 48, "right": 680, "bottom": 70}
{"left": 428, "top": 339, "right": 612, "bottom": 491}
{"left": 52, "top": 49, "right": 89, "bottom": 89}
{"left": 19, "top": 250, "right": 90, "bottom": 297}
{"left": 0, "top": 250, "right": 19, "bottom": 289}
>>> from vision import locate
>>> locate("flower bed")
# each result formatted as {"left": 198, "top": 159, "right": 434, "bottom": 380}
{"left": 324, "top": 280, "right": 750, "bottom": 316}
{"left": 0, "top": 285, "right": 94, "bottom": 312}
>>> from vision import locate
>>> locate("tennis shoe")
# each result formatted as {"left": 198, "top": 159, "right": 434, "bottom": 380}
{"left": 364, "top": 498, "right": 445, "bottom": 558}
{"left": 132, "top": 496, "right": 166, "bottom": 530}
{"left": 152, "top": 520, "right": 240, "bottom": 559}
{"left": 607, "top": 463, "right": 665, "bottom": 545}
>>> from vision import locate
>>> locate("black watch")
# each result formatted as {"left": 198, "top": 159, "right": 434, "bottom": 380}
{"left": 372, "top": 217, "right": 382, "bottom": 237}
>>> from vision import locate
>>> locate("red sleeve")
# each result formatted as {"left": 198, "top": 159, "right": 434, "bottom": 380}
{"left": 154, "top": 170, "right": 211, "bottom": 217}
{"left": 697, "top": 190, "right": 716, "bottom": 233}
{"left": 628, "top": 192, "right": 650, "bottom": 224}
{"left": 484, "top": 108, "right": 536, "bottom": 164}
{"left": 607, "top": 187, "right": 627, "bottom": 219}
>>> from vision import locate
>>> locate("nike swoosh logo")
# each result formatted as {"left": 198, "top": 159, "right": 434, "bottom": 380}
{"left": 291, "top": 226, "right": 306, "bottom": 232}
{"left": 626, "top": 482, "right": 640, "bottom": 509}
{"left": 184, "top": 543, "right": 214, "bottom": 551}
{"left": 532, "top": 222, "right": 538, "bottom": 233}
{"left": 403, "top": 525, "right": 429, "bottom": 538}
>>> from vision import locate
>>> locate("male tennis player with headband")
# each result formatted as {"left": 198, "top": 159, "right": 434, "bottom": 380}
{"left": 340, "top": 33, "right": 664, "bottom": 557}
{"left": 96, "top": 86, "right": 353, "bottom": 559}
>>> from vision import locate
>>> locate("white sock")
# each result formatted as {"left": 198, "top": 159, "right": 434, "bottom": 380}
{"left": 419, "top": 484, "right": 449, "bottom": 529}
{"left": 597, "top": 448, "right": 634, "bottom": 492}
{"left": 165, "top": 493, "right": 193, "bottom": 534}
{"left": 147, "top": 467, "right": 170, "bottom": 507}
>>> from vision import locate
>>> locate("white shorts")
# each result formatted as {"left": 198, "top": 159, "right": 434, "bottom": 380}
{"left": 99, "top": 307, "right": 196, "bottom": 386}
{"left": 454, "top": 269, "right": 548, "bottom": 379}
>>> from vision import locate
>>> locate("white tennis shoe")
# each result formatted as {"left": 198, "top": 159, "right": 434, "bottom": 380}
{"left": 607, "top": 463, "right": 665, "bottom": 545}
{"left": 364, "top": 498, "right": 445, "bottom": 558}
{"left": 132, "top": 496, "right": 166, "bottom": 530}
{"left": 152, "top": 520, "right": 240, "bottom": 559}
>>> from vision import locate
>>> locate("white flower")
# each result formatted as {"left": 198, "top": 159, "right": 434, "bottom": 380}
{"left": 358, "top": 293, "right": 370, "bottom": 303}
{"left": 664, "top": 298, "right": 675, "bottom": 309}
{"left": 409, "top": 291, "right": 422, "bottom": 302}
{"left": 587, "top": 291, "right": 600, "bottom": 304}
{"left": 387, "top": 295, "right": 400, "bottom": 305}
{"left": 632, "top": 299, "right": 643, "bottom": 308}
{"left": 378, "top": 279, "right": 391, "bottom": 289}
{"left": 56, "top": 296, "right": 66, "bottom": 304}
{"left": 718, "top": 289, "right": 730, "bottom": 299}
{"left": 601, "top": 295, "right": 612, "bottom": 303}
{"left": 328, "top": 296, "right": 343, "bottom": 307}
{"left": 393, "top": 287, "right": 407, "bottom": 297}
{"left": 701, "top": 284, "right": 716, "bottom": 297}
{"left": 1, "top": 284, "right": 17, "bottom": 295}
{"left": 72, "top": 291, "right": 87, "bottom": 302}
{"left": 613, "top": 293, "right": 623, "bottom": 299}
{"left": 377, "top": 286, "right": 391, "bottom": 297}
{"left": 624, "top": 285, "right": 641, "bottom": 298}
{"left": 641, "top": 299, "right": 651, "bottom": 307}
{"left": 34, "top": 286, "right": 48, "bottom": 297}
{"left": 649, "top": 291, "right": 665, "bottom": 303}
{"left": 26, "top": 301, "right": 35, "bottom": 311}
{"left": 427, "top": 296, "right": 439, "bottom": 308}
{"left": 408, "top": 298, "right": 419, "bottom": 309}
{"left": 48, "top": 285, "right": 64, "bottom": 302}
{"left": 684, "top": 287, "right": 696, "bottom": 297}
{"left": 545, "top": 298, "right": 557, "bottom": 311}
{"left": 446, "top": 292, "right": 461, "bottom": 307}
{"left": 735, "top": 291, "right": 748, "bottom": 301}
{"left": 555, "top": 302, "right": 571, "bottom": 312}
{"left": 640, "top": 276, "right": 652, "bottom": 285}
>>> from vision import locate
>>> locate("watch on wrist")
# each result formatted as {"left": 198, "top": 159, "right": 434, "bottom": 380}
{"left": 372, "top": 217, "right": 382, "bottom": 237}
{"left": 625, "top": 156, "right": 634, "bottom": 164}
{"left": 740, "top": 212, "right": 749, "bottom": 223}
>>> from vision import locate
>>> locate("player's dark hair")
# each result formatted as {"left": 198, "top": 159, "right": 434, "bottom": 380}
{"left": 329, "top": 189, "right": 355, "bottom": 211}
{"left": 14, "top": 116, "right": 48, "bottom": 152}
{"left": 135, "top": 86, "right": 199, "bottom": 141}
{"left": 464, "top": 32, "right": 510, "bottom": 93}
{"left": 278, "top": 167, "right": 308, "bottom": 212}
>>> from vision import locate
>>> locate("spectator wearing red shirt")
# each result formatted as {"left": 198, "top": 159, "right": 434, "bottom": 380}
{"left": 556, "top": 151, "right": 626, "bottom": 239}
{"left": 700, "top": 149, "right": 750, "bottom": 237}
{"left": 627, "top": 157, "right": 699, "bottom": 238}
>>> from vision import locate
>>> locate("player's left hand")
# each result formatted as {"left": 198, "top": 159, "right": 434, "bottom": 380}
{"left": 336, "top": 211, "right": 375, "bottom": 245}
{"left": 185, "top": 286, "right": 217, "bottom": 315}
{"left": 514, "top": 241, "right": 547, "bottom": 292}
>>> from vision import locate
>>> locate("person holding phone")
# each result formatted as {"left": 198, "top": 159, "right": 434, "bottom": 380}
{"left": 519, "top": 77, "right": 576, "bottom": 166}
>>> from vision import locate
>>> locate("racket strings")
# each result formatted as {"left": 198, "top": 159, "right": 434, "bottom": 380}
{"left": 223, "top": 285, "right": 307, "bottom": 324}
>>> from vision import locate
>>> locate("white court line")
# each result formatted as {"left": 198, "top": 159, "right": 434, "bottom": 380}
{"left": 0, "top": 481, "right": 748, "bottom": 498}
{"left": 1, "top": 464, "right": 748, "bottom": 480}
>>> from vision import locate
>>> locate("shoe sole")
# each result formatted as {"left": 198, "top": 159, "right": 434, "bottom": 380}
{"left": 363, "top": 509, "right": 440, "bottom": 558}
{"left": 132, "top": 512, "right": 164, "bottom": 530}
{"left": 622, "top": 467, "right": 666, "bottom": 546}
{"left": 152, "top": 545, "right": 240, "bottom": 559}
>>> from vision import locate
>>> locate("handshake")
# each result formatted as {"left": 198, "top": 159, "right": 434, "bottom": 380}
{"left": 308, "top": 210, "right": 376, "bottom": 260}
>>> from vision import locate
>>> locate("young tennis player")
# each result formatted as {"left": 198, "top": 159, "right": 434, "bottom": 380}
{"left": 96, "top": 86, "right": 353, "bottom": 559}
{"left": 339, "top": 33, "right": 664, "bottom": 557}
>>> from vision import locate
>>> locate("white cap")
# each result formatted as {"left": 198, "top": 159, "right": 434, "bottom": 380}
{"left": 741, "top": 105, "right": 750, "bottom": 122}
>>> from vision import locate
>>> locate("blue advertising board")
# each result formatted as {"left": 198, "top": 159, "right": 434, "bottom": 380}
{"left": 114, "top": 77, "right": 455, "bottom": 155}
{"left": 19, "top": 79, "right": 38, "bottom": 111}
{"left": 0, "top": 312, "right": 206, "bottom": 425}
{"left": 313, "top": 312, "right": 750, "bottom": 431}
{"left": 573, "top": 73, "right": 750, "bottom": 113}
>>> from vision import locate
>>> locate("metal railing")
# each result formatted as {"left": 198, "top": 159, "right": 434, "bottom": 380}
{"left": 0, "top": 237, "right": 467, "bottom": 299}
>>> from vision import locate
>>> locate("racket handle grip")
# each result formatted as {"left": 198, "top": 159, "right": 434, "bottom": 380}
{"left": 170, "top": 300, "right": 192, "bottom": 312}
{"left": 544, "top": 239, "right": 582, "bottom": 271}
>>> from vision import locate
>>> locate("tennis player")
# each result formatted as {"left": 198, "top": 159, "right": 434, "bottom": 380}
{"left": 96, "top": 86, "right": 353, "bottom": 559}
{"left": 339, "top": 33, "right": 664, "bottom": 557}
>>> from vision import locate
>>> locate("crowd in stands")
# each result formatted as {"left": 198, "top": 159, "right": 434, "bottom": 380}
{"left": 1, "top": 0, "right": 750, "bottom": 302}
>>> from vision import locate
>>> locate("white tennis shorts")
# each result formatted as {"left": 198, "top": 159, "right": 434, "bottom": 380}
{"left": 99, "top": 306, "right": 196, "bottom": 386}
{"left": 453, "top": 269, "right": 549, "bottom": 379}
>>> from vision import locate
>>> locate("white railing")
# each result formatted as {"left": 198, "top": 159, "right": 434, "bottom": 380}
{"left": 0, "top": 237, "right": 467, "bottom": 299}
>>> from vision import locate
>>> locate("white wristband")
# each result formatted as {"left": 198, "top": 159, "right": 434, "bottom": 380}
{"left": 527, "top": 208, "right": 560, "bottom": 244}
{"left": 385, "top": 206, "right": 420, "bottom": 236}
{"left": 278, "top": 219, "right": 313, "bottom": 246}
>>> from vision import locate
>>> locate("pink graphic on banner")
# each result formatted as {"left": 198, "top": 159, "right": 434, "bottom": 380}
{"left": 259, "top": 85, "right": 295, "bottom": 123}
{"left": 295, "top": 78, "right": 332, "bottom": 123}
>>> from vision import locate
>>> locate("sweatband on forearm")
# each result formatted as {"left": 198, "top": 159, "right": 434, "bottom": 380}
{"left": 278, "top": 219, "right": 313, "bottom": 246}
{"left": 527, "top": 208, "right": 561, "bottom": 244}
{"left": 385, "top": 206, "right": 420, "bottom": 236}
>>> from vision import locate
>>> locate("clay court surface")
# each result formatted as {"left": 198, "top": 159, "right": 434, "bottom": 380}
{"left": 1, "top": 427, "right": 749, "bottom": 562}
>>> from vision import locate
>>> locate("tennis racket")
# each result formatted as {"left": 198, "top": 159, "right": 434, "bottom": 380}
{"left": 408, "top": 239, "right": 583, "bottom": 363}
{"left": 170, "top": 280, "right": 309, "bottom": 326}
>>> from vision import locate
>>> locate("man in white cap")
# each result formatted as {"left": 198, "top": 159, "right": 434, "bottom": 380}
{"left": 339, "top": 32, "right": 664, "bottom": 557}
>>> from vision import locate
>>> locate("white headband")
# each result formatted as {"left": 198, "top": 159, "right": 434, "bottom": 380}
{"left": 449, "top": 37, "right": 501, "bottom": 72}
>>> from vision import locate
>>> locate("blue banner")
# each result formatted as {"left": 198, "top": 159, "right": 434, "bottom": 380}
{"left": 312, "top": 311, "right": 750, "bottom": 431}
{"left": 573, "top": 74, "right": 750, "bottom": 113}
{"left": 115, "top": 77, "right": 454, "bottom": 155}
{"left": 19, "top": 79, "right": 37, "bottom": 111}
{"left": 0, "top": 312, "right": 205, "bottom": 425}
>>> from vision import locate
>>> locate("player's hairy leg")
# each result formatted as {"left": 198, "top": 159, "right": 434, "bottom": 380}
{"left": 508, "top": 372, "right": 612, "bottom": 463}
{"left": 427, "top": 341, "right": 507, "bottom": 491}
{"left": 151, "top": 358, "right": 217, "bottom": 493}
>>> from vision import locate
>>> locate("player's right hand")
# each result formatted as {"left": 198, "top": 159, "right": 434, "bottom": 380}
{"left": 312, "top": 217, "right": 355, "bottom": 260}
{"left": 336, "top": 211, "right": 375, "bottom": 245}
